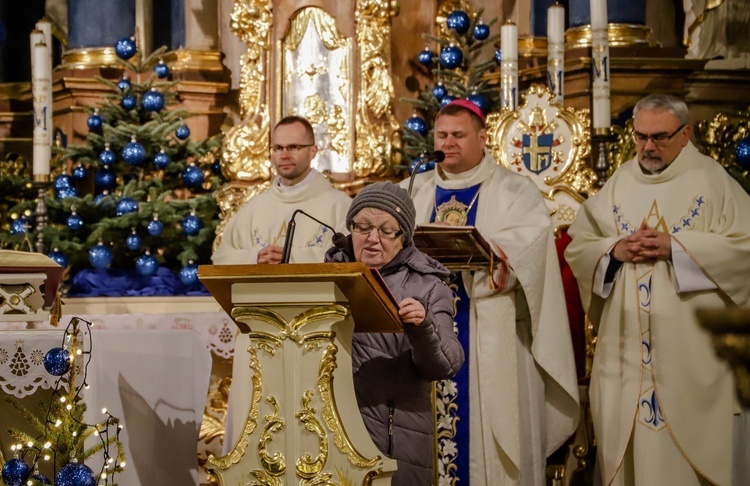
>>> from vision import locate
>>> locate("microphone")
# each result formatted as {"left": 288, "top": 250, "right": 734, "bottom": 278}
{"left": 407, "top": 150, "right": 445, "bottom": 197}
{"left": 280, "top": 209, "right": 347, "bottom": 264}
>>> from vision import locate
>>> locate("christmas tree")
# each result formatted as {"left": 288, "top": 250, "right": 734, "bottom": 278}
{"left": 0, "top": 154, "right": 37, "bottom": 246}
{"left": 2, "top": 318, "right": 125, "bottom": 486}
{"left": 0, "top": 37, "right": 224, "bottom": 296}
{"left": 400, "top": 6, "right": 501, "bottom": 171}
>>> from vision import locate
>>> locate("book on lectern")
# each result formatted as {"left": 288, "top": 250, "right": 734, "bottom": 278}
{"left": 412, "top": 224, "right": 498, "bottom": 271}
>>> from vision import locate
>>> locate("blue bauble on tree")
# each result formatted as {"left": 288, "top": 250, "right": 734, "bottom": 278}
{"left": 494, "top": 48, "right": 502, "bottom": 65}
{"left": 122, "top": 138, "right": 146, "bottom": 165}
{"left": 43, "top": 347, "right": 71, "bottom": 376}
{"left": 48, "top": 248, "right": 69, "bottom": 267}
{"left": 154, "top": 149, "right": 171, "bottom": 169}
{"left": 31, "top": 472, "right": 52, "bottom": 485}
{"left": 117, "top": 76, "right": 131, "bottom": 92}
{"left": 94, "top": 166, "right": 116, "bottom": 190}
{"left": 440, "top": 44, "right": 463, "bottom": 69}
{"left": 72, "top": 164, "right": 87, "bottom": 181}
{"left": 53, "top": 174, "right": 73, "bottom": 191}
{"left": 116, "top": 197, "right": 139, "bottom": 216}
{"left": 175, "top": 124, "right": 191, "bottom": 140}
{"left": 67, "top": 212, "right": 84, "bottom": 231}
{"left": 154, "top": 60, "right": 170, "bottom": 78}
{"left": 87, "top": 112, "right": 102, "bottom": 132}
{"left": 10, "top": 217, "right": 28, "bottom": 234}
{"left": 212, "top": 160, "right": 222, "bottom": 175}
{"left": 2, "top": 458, "right": 31, "bottom": 486}
{"left": 56, "top": 186, "right": 78, "bottom": 200}
{"left": 126, "top": 231, "right": 142, "bottom": 251}
{"left": 735, "top": 136, "right": 750, "bottom": 170}
{"left": 405, "top": 115, "right": 429, "bottom": 136}
{"left": 89, "top": 243, "right": 113, "bottom": 270}
{"left": 410, "top": 157, "right": 436, "bottom": 174}
{"left": 135, "top": 252, "right": 159, "bottom": 277}
{"left": 446, "top": 10, "right": 470, "bottom": 34}
{"left": 182, "top": 164, "right": 205, "bottom": 188}
{"left": 179, "top": 262, "right": 199, "bottom": 286}
{"left": 181, "top": 212, "right": 203, "bottom": 236}
{"left": 121, "top": 94, "right": 137, "bottom": 110}
{"left": 432, "top": 83, "right": 447, "bottom": 100}
{"left": 467, "top": 93, "right": 489, "bottom": 115}
{"left": 147, "top": 215, "right": 164, "bottom": 237}
{"left": 115, "top": 37, "right": 137, "bottom": 60}
{"left": 142, "top": 88, "right": 164, "bottom": 112}
{"left": 55, "top": 461, "right": 96, "bottom": 486}
{"left": 99, "top": 145, "right": 116, "bottom": 165}
{"left": 417, "top": 47, "right": 434, "bottom": 67}
{"left": 440, "top": 95, "right": 456, "bottom": 107}
{"left": 473, "top": 22, "right": 490, "bottom": 40}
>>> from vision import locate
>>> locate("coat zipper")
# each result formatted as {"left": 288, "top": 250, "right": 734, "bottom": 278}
{"left": 387, "top": 400, "right": 394, "bottom": 455}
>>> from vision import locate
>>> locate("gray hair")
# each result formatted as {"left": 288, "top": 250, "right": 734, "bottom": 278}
{"left": 633, "top": 94, "right": 689, "bottom": 126}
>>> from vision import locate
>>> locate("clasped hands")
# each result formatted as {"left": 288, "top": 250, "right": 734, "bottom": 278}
{"left": 612, "top": 221, "right": 672, "bottom": 263}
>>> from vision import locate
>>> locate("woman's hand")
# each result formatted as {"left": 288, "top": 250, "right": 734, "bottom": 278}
{"left": 398, "top": 298, "right": 426, "bottom": 326}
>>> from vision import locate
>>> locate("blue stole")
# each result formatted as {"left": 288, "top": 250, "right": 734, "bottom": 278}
{"left": 431, "top": 183, "right": 480, "bottom": 484}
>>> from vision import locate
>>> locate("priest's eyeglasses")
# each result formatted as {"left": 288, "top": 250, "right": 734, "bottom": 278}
{"left": 351, "top": 222, "right": 404, "bottom": 240}
{"left": 271, "top": 144, "right": 314, "bottom": 154}
{"left": 632, "top": 125, "right": 685, "bottom": 146}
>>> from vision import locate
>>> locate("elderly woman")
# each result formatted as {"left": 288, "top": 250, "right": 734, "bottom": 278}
{"left": 325, "top": 181, "right": 464, "bottom": 484}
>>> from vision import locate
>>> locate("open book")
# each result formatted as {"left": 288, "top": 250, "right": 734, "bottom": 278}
{"left": 413, "top": 224, "right": 498, "bottom": 271}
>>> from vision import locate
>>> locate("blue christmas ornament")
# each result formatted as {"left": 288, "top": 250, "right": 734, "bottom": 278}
{"left": 2, "top": 458, "right": 31, "bottom": 486}
{"left": 446, "top": 10, "right": 471, "bottom": 34}
{"left": 494, "top": 48, "right": 502, "bottom": 65}
{"left": 179, "top": 262, "right": 199, "bottom": 286}
{"left": 56, "top": 186, "right": 78, "bottom": 200}
{"left": 181, "top": 213, "right": 203, "bottom": 236}
{"left": 67, "top": 213, "right": 84, "bottom": 231}
{"left": 182, "top": 164, "right": 205, "bottom": 188}
{"left": 432, "top": 83, "right": 447, "bottom": 100}
{"left": 440, "top": 94, "right": 456, "bottom": 107}
{"left": 735, "top": 136, "right": 750, "bottom": 170}
{"left": 99, "top": 146, "right": 116, "bottom": 165}
{"left": 87, "top": 113, "right": 103, "bottom": 131}
{"left": 43, "top": 347, "right": 71, "bottom": 376}
{"left": 417, "top": 47, "right": 434, "bottom": 67}
{"left": 72, "top": 164, "right": 87, "bottom": 181}
{"left": 115, "top": 37, "right": 137, "bottom": 60}
{"left": 53, "top": 174, "right": 73, "bottom": 190}
{"left": 121, "top": 94, "right": 137, "bottom": 110}
{"left": 410, "top": 157, "right": 436, "bottom": 174}
{"left": 154, "top": 149, "right": 171, "bottom": 169}
{"left": 175, "top": 124, "right": 191, "bottom": 140}
{"left": 122, "top": 139, "right": 146, "bottom": 165}
{"left": 405, "top": 115, "right": 429, "bottom": 136}
{"left": 89, "top": 243, "right": 113, "bottom": 269}
{"left": 147, "top": 216, "right": 164, "bottom": 237}
{"left": 116, "top": 197, "right": 139, "bottom": 216}
{"left": 126, "top": 231, "right": 142, "bottom": 251}
{"left": 10, "top": 218, "right": 28, "bottom": 234}
{"left": 473, "top": 22, "right": 490, "bottom": 40}
{"left": 48, "top": 249, "right": 69, "bottom": 267}
{"left": 31, "top": 473, "right": 52, "bottom": 485}
{"left": 94, "top": 190, "right": 112, "bottom": 206}
{"left": 135, "top": 252, "right": 159, "bottom": 277}
{"left": 439, "top": 44, "right": 463, "bottom": 69}
{"left": 94, "top": 166, "right": 116, "bottom": 190}
{"left": 117, "top": 76, "right": 131, "bottom": 92}
{"left": 142, "top": 89, "right": 164, "bottom": 112}
{"left": 154, "top": 60, "right": 170, "bottom": 78}
{"left": 55, "top": 462, "right": 96, "bottom": 486}
{"left": 467, "top": 93, "right": 489, "bottom": 115}
{"left": 211, "top": 160, "right": 222, "bottom": 175}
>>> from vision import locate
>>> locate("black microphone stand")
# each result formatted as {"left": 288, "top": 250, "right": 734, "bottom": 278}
{"left": 407, "top": 150, "right": 445, "bottom": 197}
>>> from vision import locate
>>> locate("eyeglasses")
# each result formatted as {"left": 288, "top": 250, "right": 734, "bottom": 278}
{"left": 632, "top": 125, "right": 685, "bottom": 146}
{"left": 270, "top": 144, "right": 314, "bottom": 154}
{"left": 351, "top": 222, "right": 403, "bottom": 240}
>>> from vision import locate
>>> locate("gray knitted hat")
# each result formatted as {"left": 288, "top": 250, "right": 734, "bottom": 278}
{"left": 346, "top": 181, "right": 416, "bottom": 243}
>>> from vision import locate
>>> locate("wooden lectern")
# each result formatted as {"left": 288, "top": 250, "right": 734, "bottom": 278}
{"left": 198, "top": 263, "right": 400, "bottom": 485}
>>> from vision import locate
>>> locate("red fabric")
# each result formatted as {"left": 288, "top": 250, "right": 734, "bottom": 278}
{"left": 555, "top": 229, "right": 588, "bottom": 384}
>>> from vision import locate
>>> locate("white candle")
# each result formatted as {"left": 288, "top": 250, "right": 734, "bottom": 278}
{"left": 35, "top": 19, "right": 54, "bottom": 147}
{"left": 590, "top": 0, "right": 610, "bottom": 129}
{"left": 547, "top": 4, "right": 565, "bottom": 103}
{"left": 501, "top": 22, "right": 518, "bottom": 111}
{"left": 32, "top": 39, "right": 52, "bottom": 178}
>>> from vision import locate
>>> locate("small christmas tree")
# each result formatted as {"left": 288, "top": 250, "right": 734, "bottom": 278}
{"left": 0, "top": 36, "right": 224, "bottom": 296}
{"left": 2, "top": 318, "right": 125, "bottom": 486}
{"left": 399, "top": 6, "right": 501, "bottom": 170}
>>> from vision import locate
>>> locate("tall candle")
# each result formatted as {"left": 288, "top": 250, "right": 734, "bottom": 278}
{"left": 501, "top": 22, "right": 518, "bottom": 111}
{"left": 547, "top": 4, "right": 565, "bottom": 103}
{"left": 32, "top": 38, "right": 52, "bottom": 179}
{"left": 35, "top": 19, "right": 54, "bottom": 147}
{"left": 590, "top": 0, "right": 610, "bottom": 130}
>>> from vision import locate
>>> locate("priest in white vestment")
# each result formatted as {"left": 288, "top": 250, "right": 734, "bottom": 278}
{"left": 566, "top": 94, "right": 750, "bottom": 486}
{"left": 403, "top": 100, "right": 579, "bottom": 485}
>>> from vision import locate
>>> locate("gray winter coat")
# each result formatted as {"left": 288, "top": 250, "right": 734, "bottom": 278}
{"left": 325, "top": 238, "right": 464, "bottom": 485}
